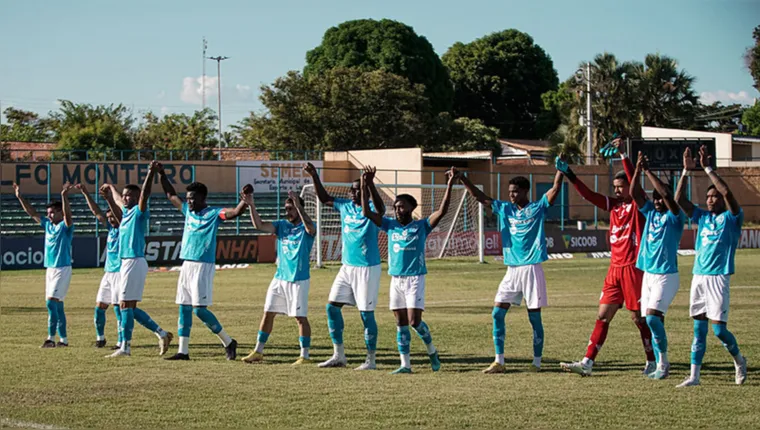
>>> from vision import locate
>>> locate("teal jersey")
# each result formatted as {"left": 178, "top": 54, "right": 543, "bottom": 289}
{"left": 180, "top": 203, "right": 225, "bottom": 264}
{"left": 381, "top": 217, "right": 432, "bottom": 276}
{"left": 104, "top": 225, "right": 121, "bottom": 273}
{"left": 41, "top": 218, "right": 73, "bottom": 268}
{"left": 333, "top": 198, "right": 380, "bottom": 267}
{"left": 119, "top": 205, "right": 149, "bottom": 259}
{"left": 273, "top": 220, "right": 315, "bottom": 282}
{"left": 492, "top": 195, "right": 550, "bottom": 267}
{"left": 636, "top": 201, "right": 686, "bottom": 274}
{"left": 692, "top": 207, "right": 743, "bottom": 276}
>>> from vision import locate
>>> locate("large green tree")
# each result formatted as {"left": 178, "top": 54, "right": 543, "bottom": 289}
{"left": 305, "top": 19, "right": 453, "bottom": 113}
{"left": 0, "top": 107, "right": 57, "bottom": 142}
{"left": 442, "top": 29, "right": 559, "bottom": 139}
{"left": 746, "top": 25, "right": 760, "bottom": 92}
{"left": 51, "top": 100, "right": 135, "bottom": 159}
{"left": 634, "top": 54, "right": 699, "bottom": 128}
{"left": 741, "top": 102, "right": 760, "bottom": 135}
{"left": 134, "top": 109, "right": 217, "bottom": 159}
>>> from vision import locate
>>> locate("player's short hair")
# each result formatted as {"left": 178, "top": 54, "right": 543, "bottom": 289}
{"left": 509, "top": 176, "right": 530, "bottom": 191}
{"left": 123, "top": 184, "right": 140, "bottom": 194}
{"left": 286, "top": 196, "right": 305, "bottom": 207}
{"left": 706, "top": 184, "right": 718, "bottom": 193}
{"left": 395, "top": 194, "right": 417, "bottom": 210}
{"left": 613, "top": 171, "right": 628, "bottom": 183}
{"left": 46, "top": 201, "right": 62, "bottom": 211}
{"left": 652, "top": 190, "right": 662, "bottom": 200}
{"left": 186, "top": 182, "right": 208, "bottom": 197}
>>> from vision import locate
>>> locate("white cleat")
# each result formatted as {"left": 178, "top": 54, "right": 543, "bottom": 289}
{"left": 642, "top": 361, "right": 656, "bottom": 375}
{"left": 560, "top": 361, "right": 592, "bottom": 377}
{"left": 106, "top": 349, "right": 131, "bottom": 358}
{"left": 318, "top": 355, "right": 347, "bottom": 368}
{"left": 735, "top": 355, "right": 747, "bottom": 385}
{"left": 676, "top": 378, "right": 700, "bottom": 388}
{"left": 354, "top": 359, "right": 377, "bottom": 371}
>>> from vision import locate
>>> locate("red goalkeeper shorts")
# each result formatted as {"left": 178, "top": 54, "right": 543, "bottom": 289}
{"left": 600, "top": 264, "right": 644, "bottom": 311}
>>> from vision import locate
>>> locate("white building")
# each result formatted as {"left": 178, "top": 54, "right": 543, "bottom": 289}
{"left": 641, "top": 126, "right": 760, "bottom": 167}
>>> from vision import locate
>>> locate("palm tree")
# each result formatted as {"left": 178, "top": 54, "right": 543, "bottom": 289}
{"left": 633, "top": 54, "right": 698, "bottom": 128}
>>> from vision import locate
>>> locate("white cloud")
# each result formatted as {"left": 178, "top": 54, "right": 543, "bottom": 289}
{"left": 180, "top": 76, "right": 218, "bottom": 105}
{"left": 160, "top": 106, "right": 169, "bottom": 115}
{"left": 235, "top": 84, "right": 253, "bottom": 100}
{"left": 700, "top": 90, "right": 755, "bottom": 105}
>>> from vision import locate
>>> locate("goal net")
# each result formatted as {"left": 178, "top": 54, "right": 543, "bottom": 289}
{"left": 301, "top": 183, "right": 484, "bottom": 267}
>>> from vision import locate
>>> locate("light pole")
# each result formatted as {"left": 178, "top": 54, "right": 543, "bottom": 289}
{"left": 576, "top": 62, "right": 594, "bottom": 165}
{"left": 201, "top": 37, "right": 207, "bottom": 110}
{"left": 207, "top": 55, "right": 229, "bottom": 160}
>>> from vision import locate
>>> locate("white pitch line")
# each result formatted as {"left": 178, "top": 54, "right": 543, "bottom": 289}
{"left": 0, "top": 418, "right": 67, "bottom": 430}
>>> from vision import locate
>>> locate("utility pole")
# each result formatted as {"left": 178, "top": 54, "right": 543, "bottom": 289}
{"left": 585, "top": 62, "right": 593, "bottom": 165}
{"left": 201, "top": 37, "right": 207, "bottom": 110}
{"left": 207, "top": 55, "right": 229, "bottom": 160}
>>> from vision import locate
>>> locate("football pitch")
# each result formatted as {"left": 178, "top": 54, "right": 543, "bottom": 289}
{"left": 1, "top": 251, "right": 759, "bottom": 429}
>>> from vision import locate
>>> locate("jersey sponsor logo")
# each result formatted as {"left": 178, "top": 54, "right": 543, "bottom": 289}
{"left": 343, "top": 214, "right": 364, "bottom": 225}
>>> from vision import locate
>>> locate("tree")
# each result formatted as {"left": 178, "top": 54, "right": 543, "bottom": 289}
{"left": 741, "top": 102, "right": 760, "bottom": 135}
{"left": 692, "top": 102, "right": 744, "bottom": 132}
{"left": 0, "top": 107, "right": 57, "bottom": 142}
{"left": 442, "top": 29, "right": 559, "bottom": 138}
{"left": 133, "top": 109, "right": 217, "bottom": 159}
{"left": 305, "top": 19, "right": 453, "bottom": 113}
{"left": 51, "top": 100, "right": 135, "bottom": 159}
{"left": 634, "top": 54, "right": 698, "bottom": 128}
{"left": 427, "top": 115, "right": 501, "bottom": 155}
{"left": 746, "top": 25, "right": 760, "bottom": 92}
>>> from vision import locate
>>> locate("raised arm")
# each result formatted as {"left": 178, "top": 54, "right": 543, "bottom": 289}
{"left": 675, "top": 148, "right": 696, "bottom": 218}
{"left": 288, "top": 190, "right": 315, "bottom": 236}
{"left": 239, "top": 189, "right": 276, "bottom": 234}
{"left": 221, "top": 184, "right": 251, "bottom": 219}
{"left": 100, "top": 184, "right": 123, "bottom": 220}
{"left": 60, "top": 182, "right": 74, "bottom": 228}
{"left": 455, "top": 167, "right": 493, "bottom": 206}
{"left": 557, "top": 158, "right": 610, "bottom": 211}
{"left": 12, "top": 183, "right": 41, "bottom": 224}
{"left": 361, "top": 173, "right": 383, "bottom": 227}
{"left": 77, "top": 183, "right": 108, "bottom": 226}
{"left": 157, "top": 163, "right": 183, "bottom": 212}
{"left": 699, "top": 145, "right": 740, "bottom": 216}
{"left": 645, "top": 167, "right": 680, "bottom": 216}
{"left": 429, "top": 170, "right": 458, "bottom": 229}
{"left": 363, "top": 166, "right": 386, "bottom": 215}
{"left": 630, "top": 152, "right": 648, "bottom": 208}
{"left": 138, "top": 161, "right": 159, "bottom": 213}
{"left": 544, "top": 170, "right": 565, "bottom": 206}
{"left": 303, "top": 162, "right": 334, "bottom": 207}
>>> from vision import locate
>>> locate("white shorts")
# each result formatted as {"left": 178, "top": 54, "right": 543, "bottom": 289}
{"left": 264, "top": 278, "right": 310, "bottom": 317}
{"left": 119, "top": 258, "right": 148, "bottom": 302}
{"left": 389, "top": 275, "right": 426, "bottom": 310}
{"left": 45, "top": 267, "right": 72, "bottom": 300}
{"left": 328, "top": 264, "right": 382, "bottom": 311}
{"left": 96, "top": 271, "right": 121, "bottom": 304}
{"left": 640, "top": 272, "right": 680, "bottom": 314}
{"left": 690, "top": 274, "right": 730, "bottom": 322}
{"left": 495, "top": 264, "right": 548, "bottom": 309}
{"left": 176, "top": 261, "right": 216, "bottom": 306}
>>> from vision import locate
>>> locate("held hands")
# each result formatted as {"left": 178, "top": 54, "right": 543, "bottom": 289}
{"left": 12, "top": 182, "right": 21, "bottom": 198}
{"left": 149, "top": 161, "right": 164, "bottom": 174}
{"left": 599, "top": 134, "right": 622, "bottom": 159}
{"left": 99, "top": 184, "right": 112, "bottom": 199}
{"left": 554, "top": 156, "right": 570, "bottom": 174}
{"left": 445, "top": 166, "right": 461, "bottom": 185}
{"left": 61, "top": 182, "right": 74, "bottom": 196}
{"left": 362, "top": 166, "right": 377, "bottom": 183}
{"left": 287, "top": 190, "right": 301, "bottom": 206}
{"left": 636, "top": 152, "right": 649, "bottom": 172}
{"left": 239, "top": 184, "right": 254, "bottom": 206}
{"left": 75, "top": 183, "right": 89, "bottom": 194}
{"left": 683, "top": 148, "right": 697, "bottom": 170}
{"left": 698, "top": 145, "right": 711, "bottom": 169}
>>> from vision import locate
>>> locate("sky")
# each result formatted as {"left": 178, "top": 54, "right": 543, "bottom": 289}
{"left": 1, "top": 0, "right": 758, "bottom": 130}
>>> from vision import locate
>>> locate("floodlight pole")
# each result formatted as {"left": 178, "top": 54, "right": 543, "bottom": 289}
{"left": 207, "top": 55, "right": 229, "bottom": 161}
{"left": 585, "top": 62, "right": 593, "bottom": 165}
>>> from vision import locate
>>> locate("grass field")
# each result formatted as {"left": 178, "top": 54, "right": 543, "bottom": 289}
{"left": 1, "top": 251, "right": 759, "bottom": 429}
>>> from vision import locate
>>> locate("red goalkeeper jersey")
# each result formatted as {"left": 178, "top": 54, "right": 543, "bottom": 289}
{"left": 569, "top": 156, "right": 644, "bottom": 267}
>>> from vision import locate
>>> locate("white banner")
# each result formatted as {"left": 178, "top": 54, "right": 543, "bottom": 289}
{"left": 236, "top": 160, "right": 323, "bottom": 193}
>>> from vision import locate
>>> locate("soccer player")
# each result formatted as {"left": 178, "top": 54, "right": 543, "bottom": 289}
{"left": 557, "top": 143, "right": 656, "bottom": 376}
{"left": 674, "top": 146, "right": 747, "bottom": 387}
{"left": 240, "top": 189, "right": 316, "bottom": 365}
{"left": 13, "top": 182, "right": 74, "bottom": 348}
{"left": 157, "top": 165, "right": 248, "bottom": 361}
{"left": 630, "top": 152, "right": 686, "bottom": 380}
{"left": 101, "top": 160, "right": 173, "bottom": 358}
{"left": 362, "top": 168, "right": 458, "bottom": 374}
{"left": 303, "top": 162, "right": 385, "bottom": 370}
{"left": 77, "top": 183, "right": 123, "bottom": 349}
{"left": 458, "top": 168, "right": 564, "bottom": 374}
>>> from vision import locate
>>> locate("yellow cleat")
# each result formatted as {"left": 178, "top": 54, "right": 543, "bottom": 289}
{"left": 241, "top": 351, "right": 264, "bottom": 364}
{"left": 528, "top": 364, "right": 541, "bottom": 373}
{"left": 483, "top": 362, "right": 506, "bottom": 374}
{"left": 292, "top": 357, "right": 313, "bottom": 366}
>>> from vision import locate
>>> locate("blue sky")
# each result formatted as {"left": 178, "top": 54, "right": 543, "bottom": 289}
{"left": 1, "top": 0, "right": 758, "bottom": 129}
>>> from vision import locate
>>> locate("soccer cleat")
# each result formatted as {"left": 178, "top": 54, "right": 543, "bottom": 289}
{"left": 560, "top": 361, "right": 592, "bottom": 377}
{"left": 647, "top": 364, "right": 670, "bottom": 380}
{"left": 735, "top": 355, "right": 747, "bottom": 385}
{"left": 241, "top": 351, "right": 263, "bottom": 364}
{"left": 106, "top": 349, "right": 131, "bottom": 358}
{"left": 390, "top": 366, "right": 412, "bottom": 374}
{"left": 318, "top": 355, "right": 348, "bottom": 368}
{"left": 56, "top": 342, "right": 69, "bottom": 347}
{"left": 292, "top": 357, "right": 313, "bottom": 366}
{"left": 528, "top": 364, "right": 541, "bottom": 373}
{"left": 94, "top": 340, "right": 107, "bottom": 348}
{"left": 225, "top": 339, "right": 238, "bottom": 361}
{"left": 159, "top": 332, "right": 173, "bottom": 356}
{"left": 482, "top": 362, "right": 506, "bottom": 374}
{"left": 40, "top": 340, "right": 56, "bottom": 348}
{"left": 111, "top": 344, "right": 122, "bottom": 351}
{"left": 642, "top": 361, "right": 657, "bottom": 375}
{"left": 429, "top": 351, "right": 441, "bottom": 372}
{"left": 676, "top": 378, "right": 700, "bottom": 388}
{"left": 354, "top": 359, "right": 377, "bottom": 371}
{"left": 164, "top": 353, "right": 190, "bottom": 361}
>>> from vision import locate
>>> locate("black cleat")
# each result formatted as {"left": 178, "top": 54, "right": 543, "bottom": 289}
{"left": 40, "top": 340, "right": 56, "bottom": 348}
{"left": 94, "top": 340, "right": 107, "bottom": 348}
{"left": 111, "top": 344, "right": 121, "bottom": 351}
{"left": 164, "top": 353, "right": 190, "bottom": 361}
{"left": 225, "top": 339, "right": 238, "bottom": 361}
{"left": 56, "top": 342, "right": 69, "bottom": 347}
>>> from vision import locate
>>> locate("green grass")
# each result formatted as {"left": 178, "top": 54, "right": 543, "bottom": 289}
{"left": 1, "top": 251, "right": 759, "bottom": 429}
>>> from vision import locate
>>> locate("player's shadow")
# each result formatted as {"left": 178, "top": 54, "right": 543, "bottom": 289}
{"left": 1, "top": 306, "right": 48, "bottom": 314}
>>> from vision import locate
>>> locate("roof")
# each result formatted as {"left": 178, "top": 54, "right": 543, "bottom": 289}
{"left": 422, "top": 151, "right": 493, "bottom": 160}
{"left": 733, "top": 135, "right": 760, "bottom": 144}
{"left": 498, "top": 139, "right": 551, "bottom": 153}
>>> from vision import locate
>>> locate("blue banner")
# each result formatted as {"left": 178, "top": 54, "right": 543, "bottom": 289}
{"left": 0, "top": 236, "right": 99, "bottom": 270}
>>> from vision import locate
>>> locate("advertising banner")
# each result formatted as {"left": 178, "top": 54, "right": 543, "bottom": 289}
{"left": 237, "top": 160, "right": 323, "bottom": 193}
{"left": 1, "top": 237, "right": 98, "bottom": 270}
